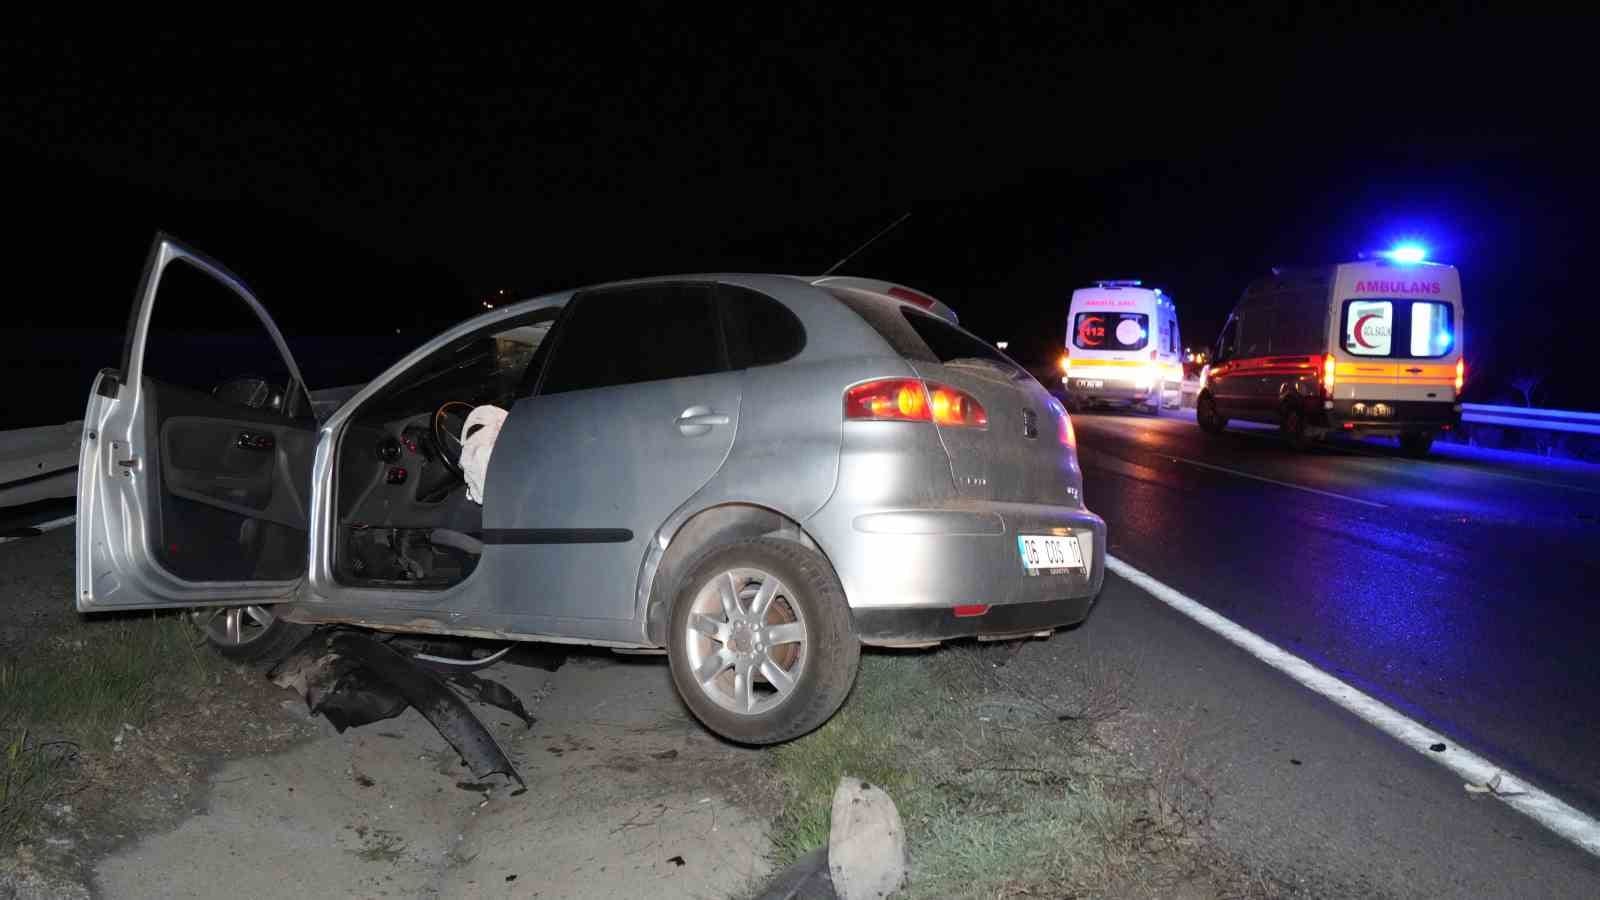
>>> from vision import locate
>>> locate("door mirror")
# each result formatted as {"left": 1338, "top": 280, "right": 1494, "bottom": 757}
{"left": 213, "top": 375, "right": 285, "bottom": 414}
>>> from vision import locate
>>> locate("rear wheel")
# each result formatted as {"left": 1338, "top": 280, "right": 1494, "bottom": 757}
{"left": 1197, "top": 392, "right": 1228, "bottom": 434}
{"left": 1282, "top": 405, "right": 1312, "bottom": 451}
{"left": 668, "top": 537, "right": 860, "bottom": 745}
{"left": 191, "top": 605, "right": 313, "bottom": 663}
{"left": 1399, "top": 432, "right": 1435, "bottom": 458}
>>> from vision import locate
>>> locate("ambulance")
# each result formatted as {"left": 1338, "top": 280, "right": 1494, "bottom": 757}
{"left": 1196, "top": 248, "right": 1464, "bottom": 456}
{"left": 1060, "top": 280, "right": 1184, "bottom": 413}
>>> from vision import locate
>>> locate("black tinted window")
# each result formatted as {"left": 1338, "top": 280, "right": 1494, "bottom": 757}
{"left": 539, "top": 283, "right": 724, "bottom": 394}
{"left": 719, "top": 285, "right": 805, "bottom": 368}
{"left": 900, "top": 309, "right": 1017, "bottom": 369}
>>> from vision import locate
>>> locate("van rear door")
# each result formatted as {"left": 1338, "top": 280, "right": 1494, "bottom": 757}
{"left": 1332, "top": 263, "right": 1463, "bottom": 403}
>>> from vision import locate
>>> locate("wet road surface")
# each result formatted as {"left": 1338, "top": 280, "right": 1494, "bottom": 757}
{"left": 1073, "top": 408, "right": 1600, "bottom": 820}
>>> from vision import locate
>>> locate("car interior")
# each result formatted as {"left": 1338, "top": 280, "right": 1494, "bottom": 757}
{"left": 331, "top": 310, "right": 559, "bottom": 589}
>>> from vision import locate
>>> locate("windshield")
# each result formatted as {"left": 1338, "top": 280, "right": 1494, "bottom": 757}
{"left": 1342, "top": 299, "right": 1454, "bottom": 358}
{"left": 1073, "top": 312, "right": 1149, "bottom": 351}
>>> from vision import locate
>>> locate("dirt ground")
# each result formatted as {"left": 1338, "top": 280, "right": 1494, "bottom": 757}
{"left": 2, "top": 530, "right": 774, "bottom": 899}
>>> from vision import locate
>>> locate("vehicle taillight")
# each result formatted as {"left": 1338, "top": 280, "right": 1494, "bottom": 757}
{"left": 1455, "top": 358, "right": 1465, "bottom": 392}
{"left": 1322, "top": 353, "right": 1336, "bottom": 395}
{"left": 1150, "top": 350, "right": 1158, "bottom": 360}
{"left": 1059, "top": 411, "right": 1077, "bottom": 448}
{"left": 845, "top": 379, "right": 988, "bottom": 427}
{"left": 1058, "top": 353, "right": 1071, "bottom": 374}
{"left": 927, "top": 383, "right": 988, "bottom": 427}
{"left": 845, "top": 379, "right": 930, "bottom": 421}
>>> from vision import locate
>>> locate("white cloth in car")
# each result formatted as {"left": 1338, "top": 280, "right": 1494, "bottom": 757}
{"left": 460, "top": 404, "right": 508, "bottom": 505}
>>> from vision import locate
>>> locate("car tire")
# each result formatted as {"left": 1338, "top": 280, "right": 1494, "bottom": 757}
{"left": 1197, "top": 392, "right": 1228, "bottom": 434}
{"left": 667, "top": 537, "right": 860, "bottom": 745}
{"left": 1399, "top": 432, "right": 1435, "bottom": 458}
{"left": 1282, "top": 404, "right": 1312, "bottom": 451}
{"left": 192, "top": 605, "right": 314, "bottom": 664}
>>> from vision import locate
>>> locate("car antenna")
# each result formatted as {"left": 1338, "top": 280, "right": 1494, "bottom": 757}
{"left": 820, "top": 211, "right": 911, "bottom": 277}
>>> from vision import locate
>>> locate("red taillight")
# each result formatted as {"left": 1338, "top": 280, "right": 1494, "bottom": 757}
{"left": 1455, "top": 358, "right": 1465, "bottom": 392}
{"left": 845, "top": 379, "right": 929, "bottom": 421}
{"left": 1059, "top": 411, "right": 1076, "bottom": 448}
{"left": 1150, "top": 349, "right": 1158, "bottom": 360}
{"left": 952, "top": 604, "right": 989, "bottom": 618}
{"left": 928, "top": 383, "right": 988, "bottom": 427}
{"left": 1322, "top": 353, "right": 1337, "bottom": 395}
{"left": 845, "top": 379, "right": 987, "bottom": 428}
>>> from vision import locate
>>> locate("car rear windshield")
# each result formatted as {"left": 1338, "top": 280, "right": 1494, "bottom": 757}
{"left": 1341, "top": 299, "right": 1454, "bottom": 358}
{"left": 1073, "top": 312, "right": 1148, "bottom": 351}
{"left": 829, "top": 289, "right": 1019, "bottom": 372}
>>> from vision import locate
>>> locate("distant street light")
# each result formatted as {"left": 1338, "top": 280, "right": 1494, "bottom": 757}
{"left": 996, "top": 341, "right": 1009, "bottom": 350}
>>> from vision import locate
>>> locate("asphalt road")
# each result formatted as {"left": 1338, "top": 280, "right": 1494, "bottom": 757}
{"left": 1063, "top": 407, "right": 1600, "bottom": 894}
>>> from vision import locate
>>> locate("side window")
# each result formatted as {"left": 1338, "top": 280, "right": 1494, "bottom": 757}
{"left": 142, "top": 260, "right": 295, "bottom": 405}
{"left": 1215, "top": 318, "right": 1239, "bottom": 362}
{"left": 719, "top": 285, "right": 805, "bottom": 369}
{"left": 539, "top": 283, "right": 724, "bottom": 395}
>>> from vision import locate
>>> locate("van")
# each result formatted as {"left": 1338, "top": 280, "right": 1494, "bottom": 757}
{"left": 1197, "top": 255, "right": 1464, "bottom": 456}
{"left": 1061, "top": 281, "right": 1184, "bottom": 413}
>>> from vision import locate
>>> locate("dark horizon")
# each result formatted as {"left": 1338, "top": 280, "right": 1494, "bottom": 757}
{"left": 5, "top": 14, "right": 1598, "bottom": 425}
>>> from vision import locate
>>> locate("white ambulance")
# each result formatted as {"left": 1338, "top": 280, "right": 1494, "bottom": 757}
{"left": 1197, "top": 249, "right": 1464, "bottom": 455}
{"left": 1060, "top": 280, "right": 1184, "bottom": 413}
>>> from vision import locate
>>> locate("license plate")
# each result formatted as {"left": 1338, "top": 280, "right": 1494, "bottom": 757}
{"left": 1075, "top": 379, "right": 1103, "bottom": 390}
{"left": 1016, "top": 534, "right": 1085, "bottom": 575}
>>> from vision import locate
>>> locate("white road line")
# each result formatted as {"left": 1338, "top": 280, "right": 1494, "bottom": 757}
{"left": 0, "top": 514, "right": 75, "bottom": 544}
{"left": 1106, "top": 554, "right": 1600, "bottom": 858}
{"left": 1172, "top": 456, "right": 1388, "bottom": 508}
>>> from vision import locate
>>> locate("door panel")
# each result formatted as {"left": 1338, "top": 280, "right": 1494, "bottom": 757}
{"left": 484, "top": 372, "right": 741, "bottom": 621}
{"left": 76, "top": 235, "right": 318, "bottom": 611}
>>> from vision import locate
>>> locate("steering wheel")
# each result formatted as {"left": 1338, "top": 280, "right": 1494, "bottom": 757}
{"left": 432, "top": 401, "right": 475, "bottom": 476}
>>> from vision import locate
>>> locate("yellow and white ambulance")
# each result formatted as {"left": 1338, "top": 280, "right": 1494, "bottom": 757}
{"left": 1197, "top": 249, "right": 1464, "bottom": 455}
{"left": 1060, "top": 280, "right": 1185, "bottom": 414}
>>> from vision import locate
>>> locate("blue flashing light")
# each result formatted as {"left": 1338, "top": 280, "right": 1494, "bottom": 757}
{"left": 1382, "top": 244, "right": 1427, "bottom": 264}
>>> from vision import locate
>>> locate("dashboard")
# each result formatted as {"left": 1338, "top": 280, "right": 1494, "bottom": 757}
{"left": 338, "top": 412, "right": 477, "bottom": 533}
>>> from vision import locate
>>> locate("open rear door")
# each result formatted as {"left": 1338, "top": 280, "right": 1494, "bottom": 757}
{"left": 77, "top": 235, "right": 320, "bottom": 612}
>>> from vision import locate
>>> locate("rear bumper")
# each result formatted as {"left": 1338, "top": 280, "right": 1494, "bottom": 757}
{"left": 818, "top": 502, "right": 1108, "bottom": 646}
{"left": 1064, "top": 376, "right": 1151, "bottom": 403}
{"left": 854, "top": 592, "right": 1099, "bottom": 644}
{"left": 1320, "top": 399, "right": 1462, "bottom": 435}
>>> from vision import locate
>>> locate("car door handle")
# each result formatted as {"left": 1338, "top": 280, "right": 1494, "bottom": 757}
{"left": 677, "top": 407, "right": 730, "bottom": 436}
{"left": 236, "top": 431, "right": 275, "bottom": 451}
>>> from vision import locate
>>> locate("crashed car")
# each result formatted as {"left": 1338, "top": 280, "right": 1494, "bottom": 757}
{"left": 76, "top": 235, "right": 1106, "bottom": 744}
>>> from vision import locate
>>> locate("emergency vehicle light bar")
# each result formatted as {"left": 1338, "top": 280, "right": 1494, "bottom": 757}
{"left": 1094, "top": 279, "right": 1143, "bottom": 288}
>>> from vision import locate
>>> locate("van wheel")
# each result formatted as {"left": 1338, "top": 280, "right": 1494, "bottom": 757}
{"left": 1197, "top": 393, "right": 1227, "bottom": 434}
{"left": 1282, "top": 405, "right": 1313, "bottom": 451}
{"left": 1399, "top": 432, "right": 1435, "bottom": 458}
{"left": 668, "top": 538, "right": 860, "bottom": 745}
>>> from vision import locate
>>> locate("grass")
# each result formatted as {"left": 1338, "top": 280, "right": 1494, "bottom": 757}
{"left": 767, "top": 643, "right": 1227, "bottom": 899}
{"left": 0, "top": 611, "right": 223, "bottom": 844}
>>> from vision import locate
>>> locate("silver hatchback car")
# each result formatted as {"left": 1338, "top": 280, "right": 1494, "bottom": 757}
{"left": 77, "top": 236, "right": 1106, "bottom": 744}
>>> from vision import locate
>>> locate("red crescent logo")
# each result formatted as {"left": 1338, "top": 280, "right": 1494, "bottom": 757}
{"left": 1077, "top": 315, "right": 1104, "bottom": 347}
{"left": 1353, "top": 313, "right": 1380, "bottom": 349}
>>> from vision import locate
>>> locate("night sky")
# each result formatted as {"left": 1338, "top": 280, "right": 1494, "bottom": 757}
{"left": 5, "top": 10, "right": 1597, "bottom": 426}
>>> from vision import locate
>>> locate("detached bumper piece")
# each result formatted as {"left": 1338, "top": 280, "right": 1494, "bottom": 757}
{"left": 269, "top": 628, "right": 527, "bottom": 791}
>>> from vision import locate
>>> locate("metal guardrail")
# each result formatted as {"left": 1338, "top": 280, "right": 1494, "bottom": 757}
{"left": 1460, "top": 404, "right": 1600, "bottom": 436}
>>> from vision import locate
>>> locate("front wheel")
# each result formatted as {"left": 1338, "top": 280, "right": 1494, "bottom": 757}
{"left": 668, "top": 538, "right": 860, "bottom": 745}
{"left": 1197, "top": 393, "right": 1228, "bottom": 434}
{"left": 1399, "top": 432, "right": 1435, "bottom": 458}
{"left": 191, "top": 605, "right": 313, "bottom": 663}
